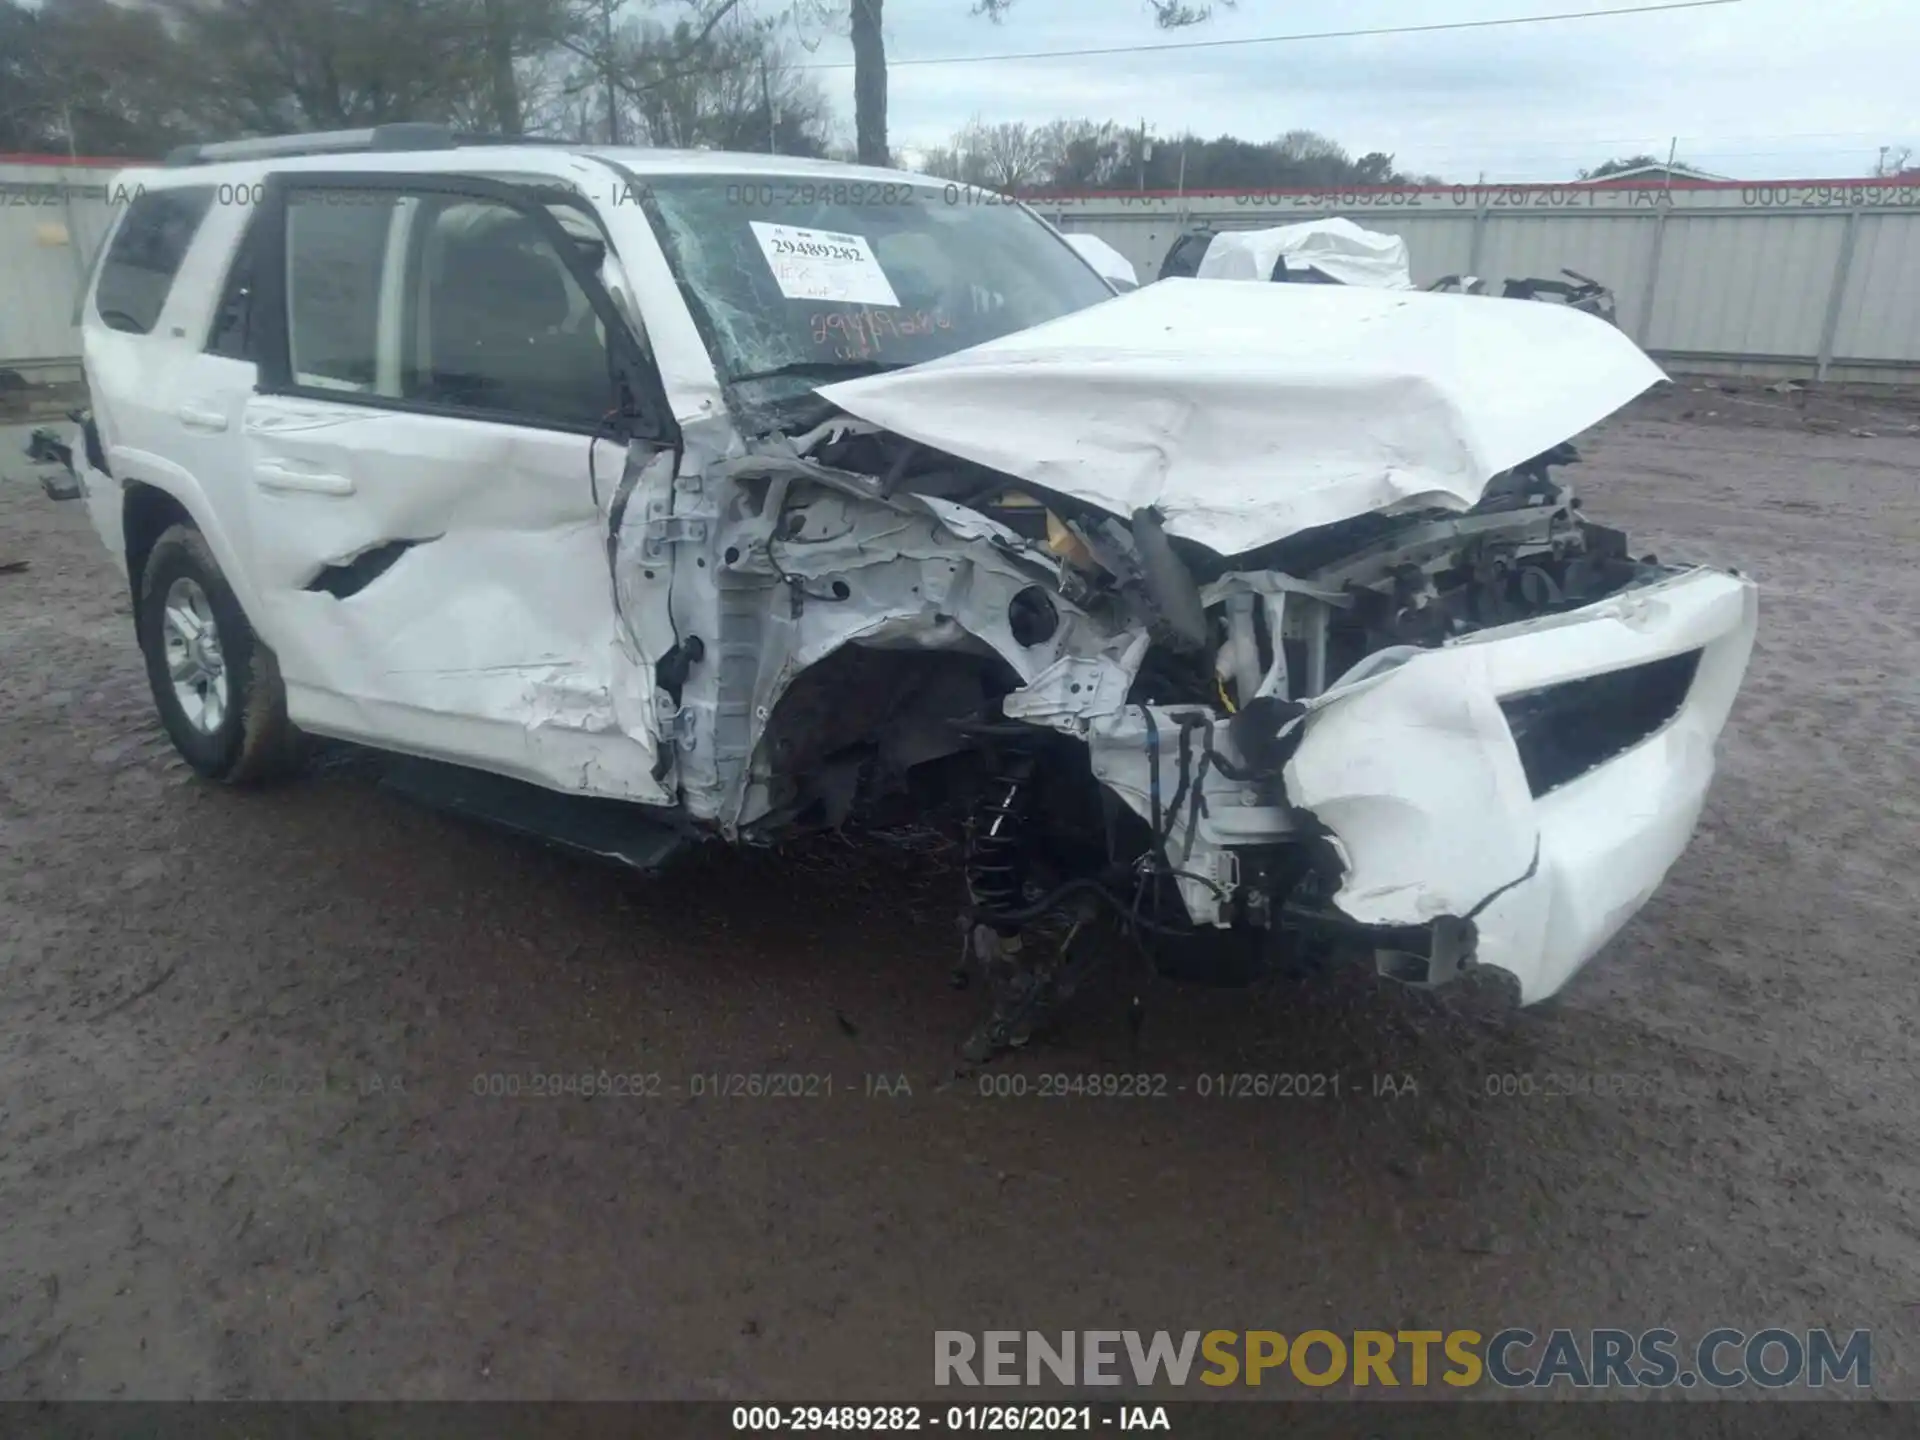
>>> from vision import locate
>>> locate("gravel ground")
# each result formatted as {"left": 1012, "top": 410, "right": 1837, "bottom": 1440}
{"left": 0, "top": 392, "right": 1916, "bottom": 1403}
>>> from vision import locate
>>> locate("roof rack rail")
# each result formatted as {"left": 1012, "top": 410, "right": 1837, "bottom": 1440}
{"left": 450, "top": 133, "right": 584, "bottom": 149}
{"left": 162, "top": 123, "right": 462, "bottom": 168}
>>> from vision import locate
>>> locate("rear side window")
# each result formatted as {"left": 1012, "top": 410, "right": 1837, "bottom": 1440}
{"left": 94, "top": 187, "right": 216, "bottom": 335}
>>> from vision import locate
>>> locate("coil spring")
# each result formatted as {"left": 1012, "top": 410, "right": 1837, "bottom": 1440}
{"left": 966, "top": 756, "right": 1034, "bottom": 926}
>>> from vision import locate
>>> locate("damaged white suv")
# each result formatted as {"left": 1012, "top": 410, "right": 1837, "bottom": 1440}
{"left": 75, "top": 128, "right": 1756, "bottom": 1049}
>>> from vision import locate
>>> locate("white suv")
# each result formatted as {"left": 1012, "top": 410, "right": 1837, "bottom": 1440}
{"left": 74, "top": 127, "right": 1756, "bottom": 1048}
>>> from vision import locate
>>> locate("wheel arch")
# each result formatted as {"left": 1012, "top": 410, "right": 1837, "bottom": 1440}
{"left": 123, "top": 483, "right": 196, "bottom": 610}
{"left": 116, "top": 460, "right": 269, "bottom": 640}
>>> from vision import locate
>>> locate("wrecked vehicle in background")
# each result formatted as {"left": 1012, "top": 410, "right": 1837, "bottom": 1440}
{"left": 74, "top": 129, "right": 1755, "bottom": 1056}
{"left": 1165, "top": 219, "right": 1620, "bottom": 324}
{"left": 1158, "top": 217, "right": 1412, "bottom": 287}
{"left": 1500, "top": 269, "right": 1618, "bottom": 324}
{"left": 1174, "top": 217, "right": 1414, "bottom": 288}
{"left": 1429, "top": 269, "right": 1619, "bottom": 325}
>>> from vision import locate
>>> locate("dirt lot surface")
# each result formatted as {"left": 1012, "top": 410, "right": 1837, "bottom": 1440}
{"left": 1, "top": 391, "right": 1917, "bottom": 1403}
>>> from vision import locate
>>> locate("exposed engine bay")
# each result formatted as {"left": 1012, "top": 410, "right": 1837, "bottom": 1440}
{"left": 670, "top": 424, "right": 1692, "bottom": 1057}
{"left": 614, "top": 279, "right": 1758, "bottom": 1059}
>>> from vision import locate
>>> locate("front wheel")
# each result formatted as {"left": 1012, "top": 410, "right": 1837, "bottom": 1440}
{"left": 136, "top": 523, "right": 302, "bottom": 783}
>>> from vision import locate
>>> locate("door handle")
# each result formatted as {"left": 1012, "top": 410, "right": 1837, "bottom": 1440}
{"left": 254, "top": 459, "right": 355, "bottom": 496}
{"left": 176, "top": 403, "right": 230, "bottom": 433}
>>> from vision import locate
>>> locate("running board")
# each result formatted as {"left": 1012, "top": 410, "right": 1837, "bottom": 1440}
{"left": 378, "top": 757, "right": 691, "bottom": 872}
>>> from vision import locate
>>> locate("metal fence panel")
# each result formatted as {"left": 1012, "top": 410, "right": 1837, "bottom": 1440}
{"left": 1830, "top": 211, "right": 1920, "bottom": 362}
{"left": 0, "top": 161, "right": 121, "bottom": 381}
{"left": 1477, "top": 214, "right": 1657, "bottom": 315}
{"left": 1642, "top": 212, "right": 1845, "bottom": 359}
{"left": 1049, "top": 183, "right": 1920, "bottom": 382}
{"left": 8, "top": 165, "right": 1920, "bottom": 383}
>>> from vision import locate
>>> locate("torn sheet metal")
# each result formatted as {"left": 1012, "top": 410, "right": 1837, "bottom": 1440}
{"left": 236, "top": 397, "right": 673, "bottom": 805}
{"left": 1195, "top": 217, "right": 1414, "bottom": 289}
{"left": 818, "top": 278, "right": 1666, "bottom": 557}
{"left": 1283, "top": 567, "right": 1759, "bottom": 1001}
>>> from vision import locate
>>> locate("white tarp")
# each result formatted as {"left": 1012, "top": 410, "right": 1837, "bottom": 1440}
{"left": 1062, "top": 233, "right": 1139, "bottom": 290}
{"left": 817, "top": 277, "right": 1666, "bottom": 557}
{"left": 1195, "top": 217, "right": 1413, "bottom": 290}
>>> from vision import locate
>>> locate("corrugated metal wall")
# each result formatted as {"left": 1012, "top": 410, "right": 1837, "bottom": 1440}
{"left": 1043, "top": 180, "right": 1920, "bottom": 384}
{"left": 7, "top": 160, "right": 1920, "bottom": 385}
{"left": 0, "top": 161, "right": 122, "bottom": 382}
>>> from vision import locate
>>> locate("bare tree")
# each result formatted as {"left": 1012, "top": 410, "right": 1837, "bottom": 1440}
{"left": 520, "top": 4, "right": 827, "bottom": 153}
{"left": 972, "top": 0, "right": 1231, "bottom": 23}
{"left": 1874, "top": 144, "right": 1915, "bottom": 178}
{"left": 1037, "top": 119, "right": 1129, "bottom": 190}
{"left": 624, "top": 17, "right": 830, "bottom": 153}
{"left": 958, "top": 119, "right": 1048, "bottom": 190}
{"left": 847, "top": 0, "right": 1231, "bottom": 183}
{"left": 547, "top": 0, "right": 751, "bottom": 144}
{"left": 915, "top": 113, "right": 1404, "bottom": 195}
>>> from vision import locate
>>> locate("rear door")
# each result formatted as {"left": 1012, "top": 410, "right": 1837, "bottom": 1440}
{"left": 235, "top": 170, "right": 680, "bottom": 803}
{"left": 79, "top": 181, "right": 221, "bottom": 569}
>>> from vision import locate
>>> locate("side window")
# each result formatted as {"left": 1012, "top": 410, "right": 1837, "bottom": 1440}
{"left": 402, "top": 196, "right": 613, "bottom": 429}
{"left": 285, "top": 191, "right": 401, "bottom": 392}
{"left": 95, "top": 187, "right": 216, "bottom": 335}
{"left": 277, "top": 186, "right": 616, "bottom": 429}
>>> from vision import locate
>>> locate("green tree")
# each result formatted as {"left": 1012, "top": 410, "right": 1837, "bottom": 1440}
{"left": 1579, "top": 153, "right": 1700, "bottom": 179}
{"left": 1, "top": 0, "right": 200, "bottom": 156}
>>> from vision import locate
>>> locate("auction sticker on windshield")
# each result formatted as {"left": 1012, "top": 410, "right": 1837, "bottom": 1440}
{"left": 749, "top": 221, "right": 901, "bottom": 307}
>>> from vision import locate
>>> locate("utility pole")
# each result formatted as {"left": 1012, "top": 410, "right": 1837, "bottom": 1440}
{"left": 602, "top": 0, "right": 622, "bottom": 146}
{"left": 1137, "top": 118, "right": 1149, "bottom": 191}
{"left": 762, "top": 56, "right": 773, "bottom": 154}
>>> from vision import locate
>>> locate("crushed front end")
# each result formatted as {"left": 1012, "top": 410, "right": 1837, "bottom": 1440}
{"left": 635, "top": 281, "right": 1756, "bottom": 1053}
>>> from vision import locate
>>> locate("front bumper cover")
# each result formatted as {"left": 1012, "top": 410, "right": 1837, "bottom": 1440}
{"left": 1283, "top": 566, "right": 1758, "bottom": 1002}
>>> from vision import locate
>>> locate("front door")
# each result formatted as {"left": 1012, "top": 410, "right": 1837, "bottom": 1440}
{"left": 236, "top": 170, "right": 679, "bottom": 804}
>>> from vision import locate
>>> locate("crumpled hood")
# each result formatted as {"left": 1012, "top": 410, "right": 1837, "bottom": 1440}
{"left": 817, "top": 278, "right": 1666, "bottom": 556}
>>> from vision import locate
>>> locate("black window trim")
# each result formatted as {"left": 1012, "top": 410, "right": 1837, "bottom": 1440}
{"left": 74, "top": 201, "right": 130, "bottom": 330}
{"left": 251, "top": 170, "right": 675, "bottom": 444}
{"left": 204, "top": 211, "right": 265, "bottom": 360}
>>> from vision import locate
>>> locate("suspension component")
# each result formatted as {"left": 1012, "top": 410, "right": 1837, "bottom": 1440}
{"left": 966, "top": 752, "right": 1036, "bottom": 930}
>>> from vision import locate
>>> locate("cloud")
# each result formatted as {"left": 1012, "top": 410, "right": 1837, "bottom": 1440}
{"left": 788, "top": 0, "right": 1918, "bottom": 180}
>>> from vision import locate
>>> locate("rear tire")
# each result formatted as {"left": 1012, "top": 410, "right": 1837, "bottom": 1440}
{"left": 136, "top": 523, "right": 302, "bottom": 784}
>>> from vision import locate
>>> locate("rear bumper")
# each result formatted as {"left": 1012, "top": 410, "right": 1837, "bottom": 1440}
{"left": 1284, "top": 566, "right": 1758, "bottom": 1002}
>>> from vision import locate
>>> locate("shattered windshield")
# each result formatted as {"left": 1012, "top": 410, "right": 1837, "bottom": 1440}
{"left": 638, "top": 176, "right": 1114, "bottom": 419}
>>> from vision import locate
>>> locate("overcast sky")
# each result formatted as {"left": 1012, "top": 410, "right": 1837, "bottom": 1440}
{"left": 780, "top": 0, "right": 1916, "bottom": 181}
